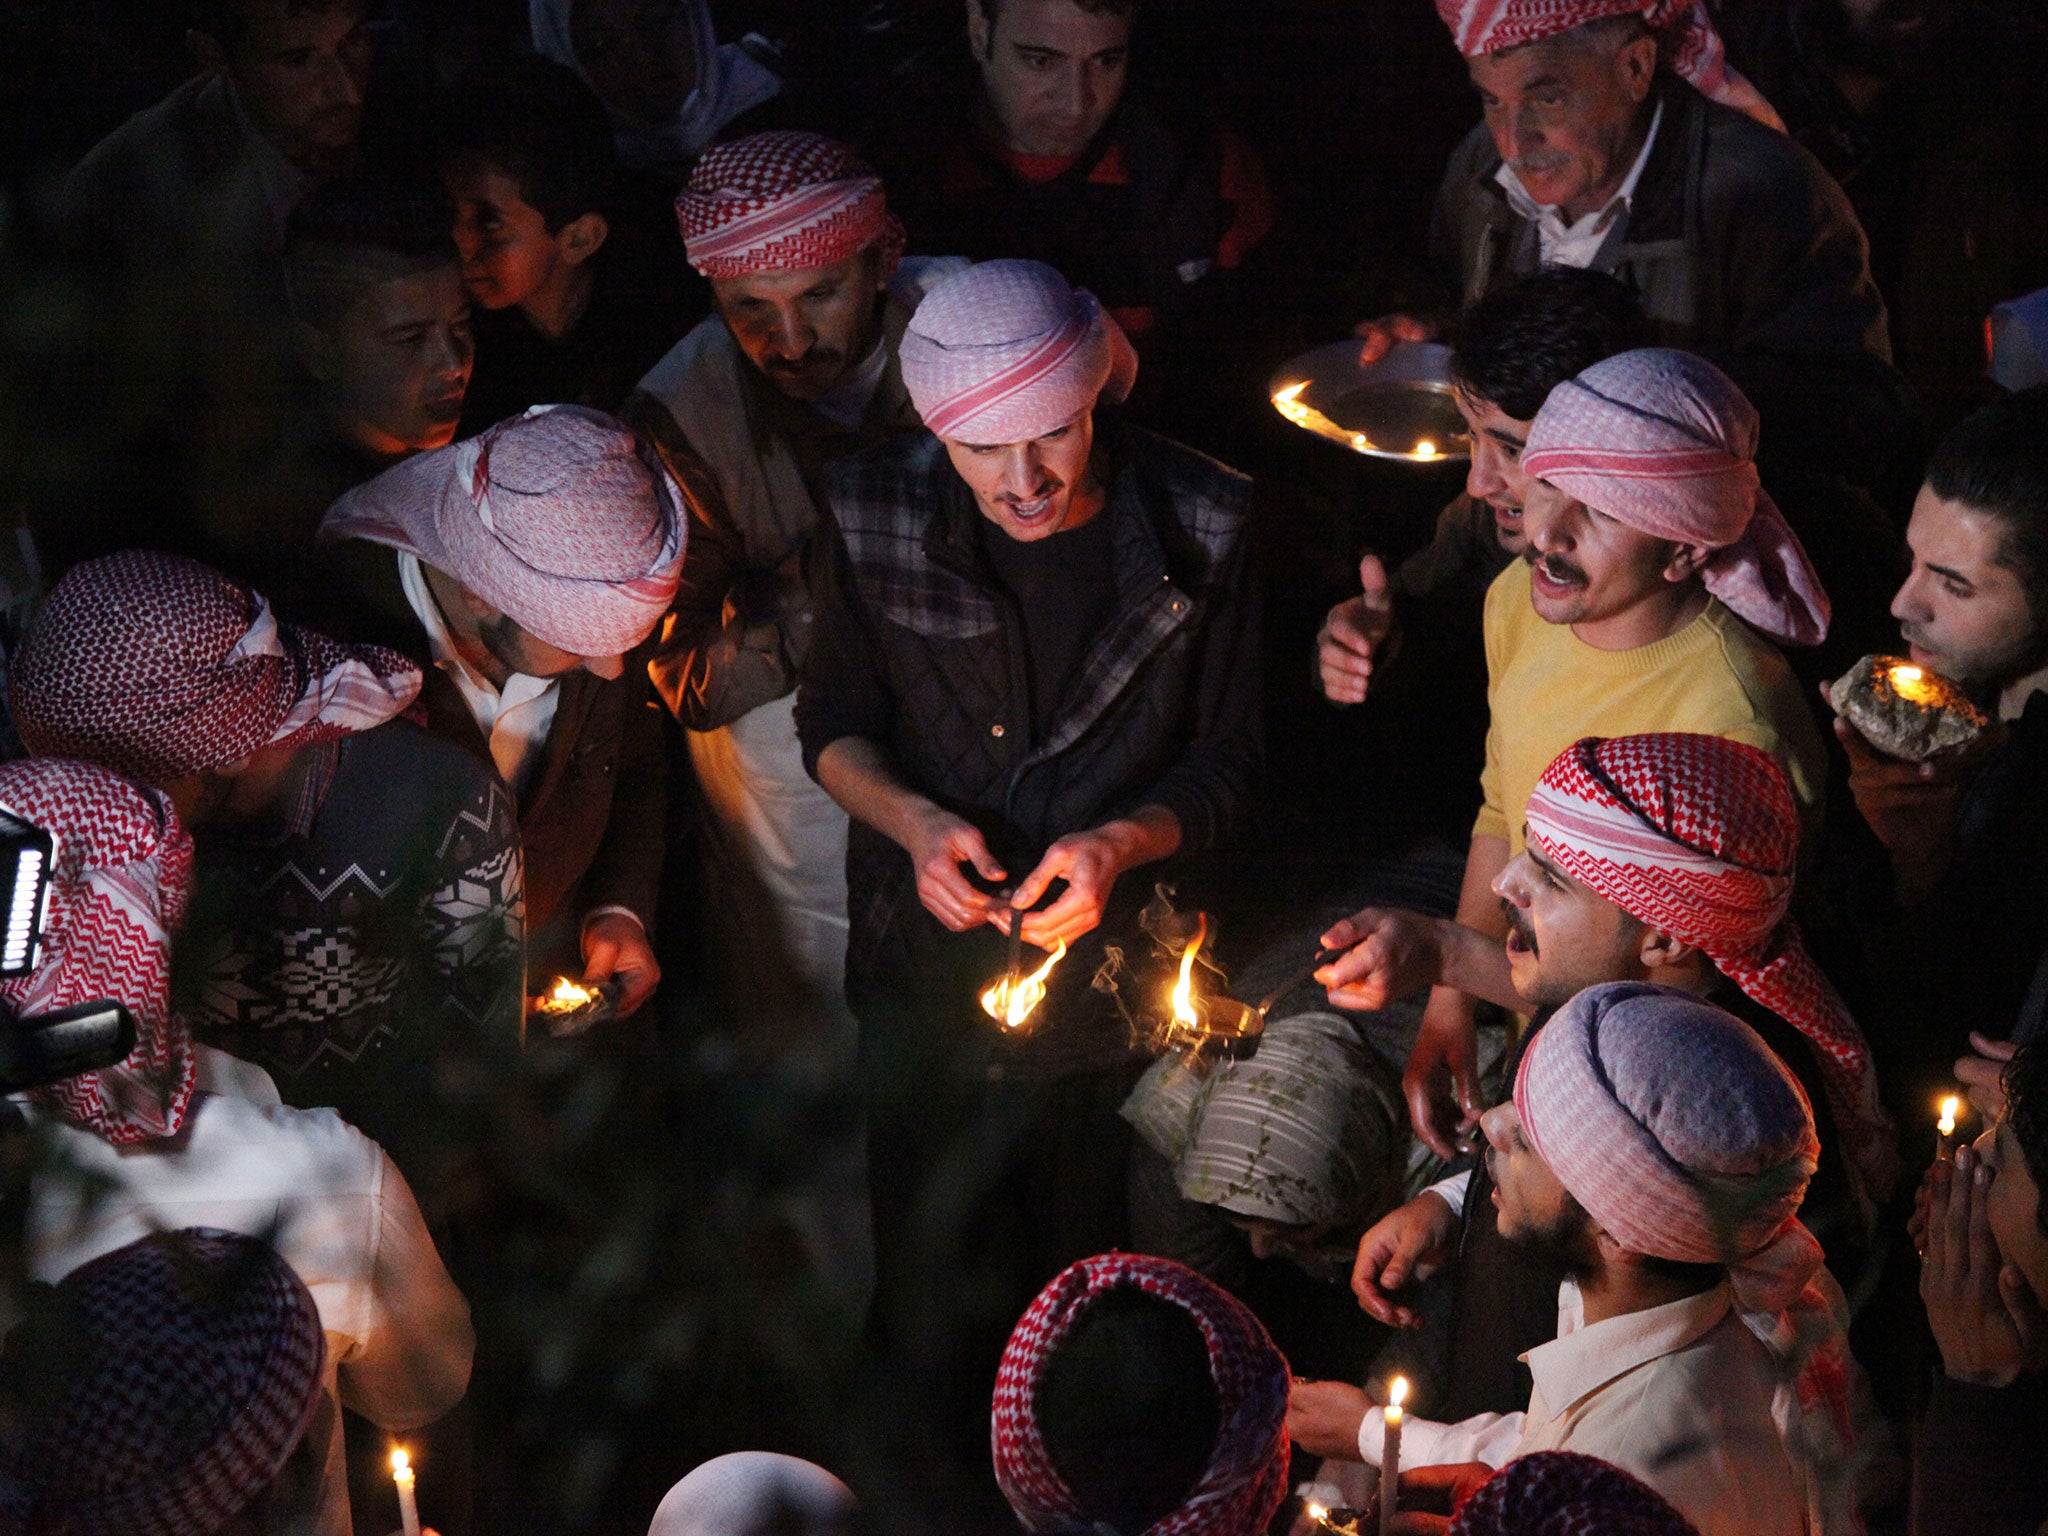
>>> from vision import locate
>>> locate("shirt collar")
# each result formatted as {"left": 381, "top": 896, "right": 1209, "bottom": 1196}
{"left": 1998, "top": 657, "right": 2048, "bottom": 722}
{"left": 1524, "top": 1278, "right": 1733, "bottom": 1417}
{"left": 1496, "top": 97, "right": 1665, "bottom": 236}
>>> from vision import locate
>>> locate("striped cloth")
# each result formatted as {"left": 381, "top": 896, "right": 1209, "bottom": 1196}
{"left": 677, "top": 130, "right": 903, "bottom": 279}
{"left": 1449, "top": 1451, "right": 1702, "bottom": 1536}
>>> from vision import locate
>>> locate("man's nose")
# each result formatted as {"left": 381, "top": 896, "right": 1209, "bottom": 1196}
{"left": 771, "top": 308, "right": 814, "bottom": 359}
{"left": 1000, "top": 450, "right": 1044, "bottom": 497}
{"left": 1891, "top": 572, "right": 1927, "bottom": 622}
{"left": 312, "top": 49, "right": 365, "bottom": 108}
{"left": 432, "top": 326, "right": 472, "bottom": 377}
{"left": 1506, "top": 103, "right": 1546, "bottom": 160}
{"left": 582, "top": 652, "right": 626, "bottom": 681}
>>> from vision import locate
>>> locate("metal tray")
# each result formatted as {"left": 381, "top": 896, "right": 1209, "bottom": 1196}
{"left": 1270, "top": 340, "right": 1471, "bottom": 463}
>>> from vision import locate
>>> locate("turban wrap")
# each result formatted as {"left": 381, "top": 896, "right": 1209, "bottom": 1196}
{"left": 1434, "top": 0, "right": 1781, "bottom": 130}
{"left": 677, "top": 130, "right": 904, "bottom": 280}
{"left": 992, "top": 1253, "right": 1291, "bottom": 1536}
{"left": 648, "top": 1453, "right": 855, "bottom": 1536}
{"left": 901, "top": 259, "right": 1137, "bottom": 444}
{"left": 0, "top": 758, "right": 195, "bottom": 1144}
{"left": 1448, "top": 1451, "right": 1702, "bottom": 1536}
{"left": 1516, "top": 982, "right": 1864, "bottom": 1536}
{"left": 10, "top": 551, "right": 420, "bottom": 785}
{"left": 321, "top": 404, "right": 686, "bottom": 658}
{"left": 1522, "top": 349, "right": 1831, "bottom": 647}
{"left": 1525, "top": 734, "right": 1898, "bottom": 1204}
{"left": 2, "top": 1229, "right": 326, "bottom": 1536}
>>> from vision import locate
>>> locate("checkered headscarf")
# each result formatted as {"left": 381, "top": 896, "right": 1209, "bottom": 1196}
{"left": 677, "top": 130, "right": 904, "bottom": 280}
{"left": 991, "top": 1253, "right": 1290, "bottom": 1536}
{"left": 1524, "top": 733, "right": 1897, "bottom": 1204}
{"left": 1435, "top": 0, "right": 1781, "bottom": 129}
{"left": 10, "top": 551, "right": 421, "bottom": 785}
{"left": 6, "top": 1229, "right": 326, "bottom": 1536}
{"left": 1448, "top": 1452, "right": 1702, "bottom": 1536}
{"left": 0, "top": 758, "right": 195, "bottom": 1144}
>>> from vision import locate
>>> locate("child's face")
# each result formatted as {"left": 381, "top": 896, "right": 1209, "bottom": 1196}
{"left": 445, "top": 159, "right": 566, "bottom": 312}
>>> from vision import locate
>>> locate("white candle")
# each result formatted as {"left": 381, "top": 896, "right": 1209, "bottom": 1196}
{"left": 392, "top": 1448, "right": 421, "bottom": 1536}
{"left": 1379, "top": 1377, "right": 1408, "bottom": 1536}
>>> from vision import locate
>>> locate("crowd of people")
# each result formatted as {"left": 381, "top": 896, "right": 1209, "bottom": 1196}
{"left": 0, "top": 0, "right": 2045, "bottom": 1532}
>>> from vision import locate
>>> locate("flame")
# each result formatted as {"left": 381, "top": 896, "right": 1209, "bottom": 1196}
{"left": 391, "top": 1448, "right": 412, "bottom": 1476}
{"left": 1938, "top": 1094, "right": 1960, "bottom": 1137}
{"left": 1170, "top": 915, "right": 1208, "bottom": 1032}
{"left": 1305, "top": 1505, "right": 1330, "bottom": 1526}
{"left": 1888, "top": 662, "right": 1941, "bottom": 705}
{"left": 1413, "top": 439, "right": 1438, "bottom": 460}
{"left": 1273, "top": 382, "right": 1376, "bottom": 453}
{"left": 981, "top": 939, "right": 1068, "bottom": 1030}
{"left": 1274, "top": 381, "right": 1306, "bottom": 405}
{"left": 539, "top": 976, "right": 596, "bottom": 1012}
{"left": 1389, "top": 1375, "right": 1410, "bottom": 1410}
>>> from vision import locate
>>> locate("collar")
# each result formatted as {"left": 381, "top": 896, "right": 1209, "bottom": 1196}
{"left": 1496, "top": 97, "right": 1665, "bottom": 236}
{"left": 1524, "top": 1278, "right": 1733, "bottom": 1417}
{"left": 1998, "top": 657, "right": 2048, "bottom": 723}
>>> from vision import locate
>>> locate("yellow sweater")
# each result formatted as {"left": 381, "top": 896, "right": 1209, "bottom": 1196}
{"left": 1474, "top": 561, "right": 1828, "bottom": 854}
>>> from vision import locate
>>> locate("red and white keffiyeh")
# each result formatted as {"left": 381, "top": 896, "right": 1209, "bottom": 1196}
{"left": 1435, "top": 0, "right": 1782, "bottom": 130}
{"left": 1449, "top": 1451, "right": 1702, "bottom": 1536}
{"left": 10, "top": 551, "right": 420, "bottom": 786}
{"left": 677, "top": 130, "right": 904, "bottom": 280}
{"left": 992, "top": 1253, "right": 1291, "bottom": 1536}
{"left": 0, "top": 758, "right": 195, "bottom": 1144}
{"left": 322, "top": 404, "right": 686, "bottom": 658}
{"left": 901, "top": 259, "right": 1137, "bottom": 444}
{"left": 1522, "top": 349, "right": 1831, "bottom": 648}
{"left": 1524, "top": 733, "right": 1898, "bottom": 1203}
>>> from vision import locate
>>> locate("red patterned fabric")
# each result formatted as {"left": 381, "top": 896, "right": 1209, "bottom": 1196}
{"left": 1434, "top": 0, "right": 1781, "bottom": 129}
{"left": 1449, "top": 1452, "right": 1702, "bottom": 1536}
{"left": 991, "top": 1253, "right": 1290, "bottom": 1536}
{"left": 1522, "top": 349, "right": 1830, "bottom": 647}
{"left": 1523, "top": 733, "right": 1898, "bottom": 1203}
{"left": 677, "top": 130, "right": 904, "bottom": 280}
{"left": 10, "top": 551, "right": 421, "bottom": 785}
{"left": 901, "top": 259, "right": 1138, "bottom": 444}
{"left": 8, "top": 1229, "right": 326, "bottom": 1536}
{"left": 321, "top": 404, "right": 686, "bottom": 657}
{"left": 0, "top": 758, "right": 194, "bottom": 1144}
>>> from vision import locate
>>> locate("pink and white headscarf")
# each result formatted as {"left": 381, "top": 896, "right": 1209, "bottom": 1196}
{"left": 1515, "top": 982, "right": 1864, "bottom": 1536}
{"left": 1524, "top": 734, "right": 1897, "bottom": 1205}
{"left": 1436, "top": 0, "right": 1782, "bottom": 130}
{"left": 322, "top": 404, "right": 686, "bottom": 658}
{"left": 0, "top": 758, "right": 195, "bottom": 1145}
{"left": 677, "top": 130, "right": 904, "bottom": 280}
{"left": 901, "top": 259, "right": 1137, "bottom": 444}
{"left": 1523, "top": 349, "right": 1831, "bottom": 647}
{"left": 10, "top": 551, "right": 421, "bottom": 785}
{"left": 992, "top": 1253, "right": 1291, "bottom": 1536}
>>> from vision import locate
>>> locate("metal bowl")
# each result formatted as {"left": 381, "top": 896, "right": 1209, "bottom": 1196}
{"left": 1269, "top": 340, "right": 1470, "bottom": 463}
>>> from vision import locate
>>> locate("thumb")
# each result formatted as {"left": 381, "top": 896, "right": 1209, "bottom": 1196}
{"left": 1359, "top": 553, "right": 1392, "bottom": 610}
{"left": 956, "top": 826, "right": 1006, "bottom": 883}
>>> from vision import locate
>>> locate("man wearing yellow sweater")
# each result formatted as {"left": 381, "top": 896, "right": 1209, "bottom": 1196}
{"left": 1401, "top": 350, "right": 1830, "bottom": 1159}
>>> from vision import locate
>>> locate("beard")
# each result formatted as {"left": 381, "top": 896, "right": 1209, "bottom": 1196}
{"left": 1499, "top": 1187, "right": 1601, "bottom": 1280}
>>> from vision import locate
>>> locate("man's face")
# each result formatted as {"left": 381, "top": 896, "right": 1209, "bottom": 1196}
{"left": 711, "top": 249, "right": 888, "bottom": 402}
{"left": 1891, "top": 485, "right": 2043, "bottom": 690}
{"left": 969, "top": 0, "right": 1131, "bottom": 160}
{"left": 1226, "top": 1216, "right": 1353, "bottom": 1285}
{"left": 218, "top": 1, "right": 372, "bottom": 174}
{"left": 478, "top": 610, "right": 625, "bottom": 681}
{"left": 1479, "top": 1102, "right": 1580, "bottom": 1250}
{"left": 943, "top": 413, "right": 1099, "bottom": 542}
{"left": 1979, "top": 1119, "right": 2048, "bottom": 1306}
{"left": 317, "top": 264, "right": 473, "bottom": 456}
{"left": 445, "top": 161, "right": 567, "bottom": 313}
{"left": 570, "top": 0, "right": 697, "bottom": 129}
{"left": 1520, "top": 480, "right": 1688, "bottom": 629}
{"left": 1468, "top": 31, "right": 1656, "bottom": 219}
{"left": 1455, "top": 388, "right": 1534, "bottom": 554}
{"left": 1493, "top": 841, "right": 1647, "bottom": 1008}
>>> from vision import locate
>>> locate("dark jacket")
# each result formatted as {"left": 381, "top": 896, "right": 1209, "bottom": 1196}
{"left": 1429, "top": 74, "right": 1914, "bottom": 477}
{"left": 1912, "top": 1369, "right": 2048, "bottom": 1536}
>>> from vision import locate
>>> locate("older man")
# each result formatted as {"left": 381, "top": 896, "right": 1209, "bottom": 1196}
{"left": 317, "top": 403, "right": 684, "bottom": 1015}
{"left": 1360, "top": 0, "right": 1908, "bottom": 482}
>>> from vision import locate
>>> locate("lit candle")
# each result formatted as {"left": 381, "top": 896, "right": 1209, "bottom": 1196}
{"left": 1379, "top": 1377, "right": 1408, "bottom": 1536}
{"left": 391, "top": 1448, "right": 421, "bottom": 1536}
{"left": 1938, "top": 1094, "right": 1961, "bottom": 1151}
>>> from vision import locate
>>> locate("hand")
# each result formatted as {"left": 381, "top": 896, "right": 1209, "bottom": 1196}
{"left": 1352, "top": 312, "right": 1438, "bottom": 367}
{"left": 1392, "top": 1464, "right": 1497, "bottom": 1519}
{"left": 1921, "top": 1144, "right": 2048, "bottom": 1387}
{"left": 580, "top": 912, "right": 660, "bottom": 1017}
{"left": 1958, "top": 1032, "right": 2019, "bottom": 1124}
{"left": 1318, "top": 906, "right": 1444, "bottom": 1011}
{"left": 1403, "top": 988, "right": 1483, "bottom": 1161}
{"left": 1824, "top": 691, "right": 1975, "bottom": 904}
{"left": 1910, "top": 1158, "right": 1938, "bottom": 1253}
{"left": 1352, "top": 1191, "right": 1459, "bottom": 1327}
{"left": 1317, "top": 555, "right": 1398, "bottom": 705}
{"left": 903, "top": 807, "right": 1005, "bottom": 932}
{"left": 1008, "top": 827, "right": 1136, "bottom": 947}
{"left": 1286, "top": 1378, "right": 1373, "bottom": 1461}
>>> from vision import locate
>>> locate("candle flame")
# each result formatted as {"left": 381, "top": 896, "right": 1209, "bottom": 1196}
{"left": 540, "top": 976, "right": 596, "bottom": 1011}
{"left": 391, "top": 1448, "right": 411, "bottom": 1475}
{"left": 1413, "top": 439, "right": 1438, "bottom": 460}
{"left": 1306, "top": 1504, "right": 1330, "bottom": 1526}
{"left": 1888, "top": 662, "right": 1941, "bottom": 705}
{"left": 1938, "top": 1095, "right": 1960, "bottom": 1137}
{"left": 1389, "top": 1375, "right": 1409, "bottom": 1410}
{"left": 1273, "top": 381, "right": 1306, "bottom": 405}
{"left": 981, "top": 940, "right": 1068, "bottom": 1030}
{"left": 1170, "top": 915, "right": 1208, "bottom": 1031}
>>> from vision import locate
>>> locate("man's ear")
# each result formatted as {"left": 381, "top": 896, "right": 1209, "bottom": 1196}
{"left": 187, "top": 28, "right": 231, "bottom": 75}
{"left": 966, "top": 0, "right": 995, "bottom": 60}
{"left": 556, "top": 212, "right": 609, "bottom": 268}
{"left": 1616, "top": 32, "right": 1659, "bottom": 103}
{"left": 1662, "top": 539, "right": 1717, "bottom": 584}
{"left": 1637, "top": 926, "right": 1701, "bottom": 974}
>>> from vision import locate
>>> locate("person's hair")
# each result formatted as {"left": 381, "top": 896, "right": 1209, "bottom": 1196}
{"left": 1449, "top": 267, "right": 1649, "bottom": 421}
{"left": 437, "top": 55, "right": 619, "bottom": 234}
{"left": 1035, "top": 1286, "right": 1218, "bottom": 1530}
{"left": 973, "top": 0, "right": 1139, "bottom": 25}
{"left": 189, "top": 0, "right": 360, "bottom": 52}
{"left": 285, "top": 169, "right": 460, "bottom": 330}
{"left": 1925, "top": 386, "right": 2048, "bottom": 629}
{"left": 2003, "top": 1041, "right": 2048, "bottom": 1239}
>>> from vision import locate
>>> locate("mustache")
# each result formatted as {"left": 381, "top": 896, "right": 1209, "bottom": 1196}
{"left": 1522, "top": 547, "right": 1586, "bottom": 587}
{"left": 767, "top": 348, "right": 840, "bottom": 374}
{"left": 998, "top": 477, "right": 1064, "bottom": 506}
{"left": 1508, "top": 152, "right": 1570, "bottom": 176}
{"left": 1499, "top": 896, "right": 1538, "bottom": 956}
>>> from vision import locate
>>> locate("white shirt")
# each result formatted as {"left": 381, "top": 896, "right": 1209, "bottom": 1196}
{"left": 21, "top": 1047, "right": 475, "bottom": 1536}
{"left": 1358, "top": 1280, "right": 1806, "bottom": 1536}
{"left": 1496, "top": 99, "right": 1665, "bottom": 269}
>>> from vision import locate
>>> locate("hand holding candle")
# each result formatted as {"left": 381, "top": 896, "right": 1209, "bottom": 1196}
{"left": 391, "top": 1448, "right": 420, "bottom": 1536}
{"left": 1379, "top": 1376, "right": 1408, "bottom": 1536}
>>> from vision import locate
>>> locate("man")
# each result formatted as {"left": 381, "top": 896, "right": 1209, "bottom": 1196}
{"left": 1400, "top": 348, "right": 1828, "bottom": 1162}
{"left": 1325, "top": 983, "right": 1864, "bottom": 1536}
{"left": 8, "top": 549, "right": 525, "bottom": 1209}
{"left": 795, "top": 258, "right": 1258, "bottom": 1516}
{"left": 623, "top": 130, "right": 929, "bottom": 1015}
{"left": 317, "top": 403, "right": 684, "bottom": 1015}
{"left": 1358, "top": 1, "right": 1909, "bottom": 483}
